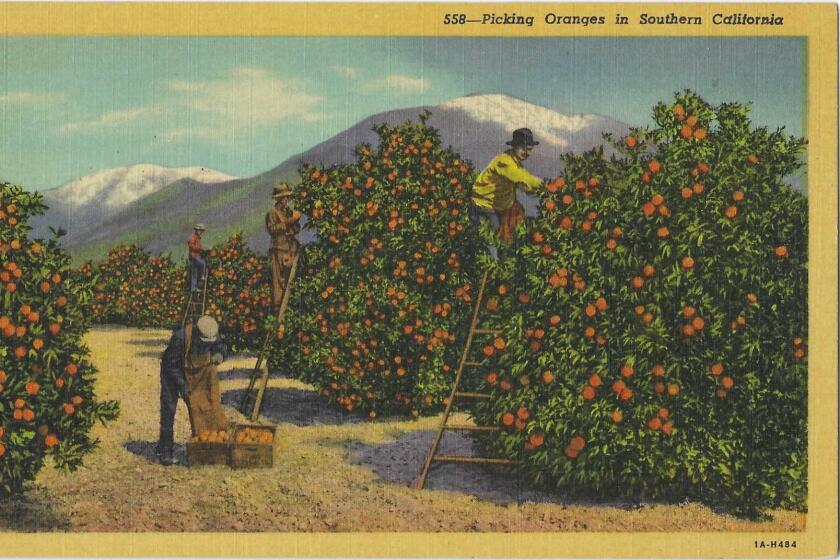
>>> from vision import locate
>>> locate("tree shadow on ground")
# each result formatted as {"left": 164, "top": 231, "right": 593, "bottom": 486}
{"left": 221, "top": 387, "right": 365, "bottom": 426}
{"left": 217, "top": 367, "right": 257, "bottom": 381}
{"left": 346, "top": 429, "right": 592, "bottom": 507}
{"left": 123, "top": 441, "right": 188, "bottom": 468}
{"left": 0, "top": 484, "right": 71, "bottom": 531}
{"left": 136, "top": 351, "right": 164, "bottom": 359}
{"left": 124, "top": 337, "right": 170, "bottom": 347}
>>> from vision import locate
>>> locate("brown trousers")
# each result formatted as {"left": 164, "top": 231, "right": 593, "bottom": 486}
{"left": 269, "top": 248, "right": 296, "bottom": 306}
{"left": 497, "top": 201, "right": 525, "bottom": 241}
{"left": 184, "top": 326, "right": 228, "bottom": 434}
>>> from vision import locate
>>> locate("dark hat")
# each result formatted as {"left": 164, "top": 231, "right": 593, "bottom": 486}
{"left": 272, "top": 183, "right": 292, "bottom": 198}
{"left": 506, "top": 128, "right": 540, "bottom": 147}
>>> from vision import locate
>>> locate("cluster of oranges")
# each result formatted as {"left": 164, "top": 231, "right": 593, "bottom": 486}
{"left": 269, "top": 119, "right": 485, "bottom": 417}
{"left": 235, "top": 427, "right": 274, "bottom": 445}
{"left": 76, "top": 234, "right": 273, "bottom": 354}
{"left": 468, "top": 92, "right": 806, "bottom": 516}
{"left": 0, "top": 182, "right": 120, "bottom": 493}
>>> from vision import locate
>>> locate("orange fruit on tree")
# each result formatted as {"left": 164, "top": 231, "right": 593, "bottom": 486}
{"left": 582, "top": 386, "right": 596, "bottom": 400}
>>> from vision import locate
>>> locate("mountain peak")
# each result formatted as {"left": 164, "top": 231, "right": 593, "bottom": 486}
{"left": 50, "top": 164, "right": 237, "bottom": 210}
{"left": 439, "top": 94, "right": 596, "bottom": 147}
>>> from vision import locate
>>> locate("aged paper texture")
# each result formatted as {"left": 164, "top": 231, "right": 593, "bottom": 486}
{"left": 0, "top": 2, "right": 835, "bottom": 557}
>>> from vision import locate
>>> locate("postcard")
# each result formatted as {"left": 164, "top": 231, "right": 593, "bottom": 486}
{"left": 0, "top": 2, "right": 835, "bottom": 557}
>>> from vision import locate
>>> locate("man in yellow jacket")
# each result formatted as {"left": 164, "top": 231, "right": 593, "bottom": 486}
{"left": 471, "top": 128, "right": 546, "bottom": 256}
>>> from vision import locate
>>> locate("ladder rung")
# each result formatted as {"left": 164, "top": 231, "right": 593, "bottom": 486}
{"left": 472, "top": 328, "right": 501, "bottom": 335}
{"left": 453, "top": 391, "right": 491, "bottom": 399}
{"left": 444, "top": 424, "right": 500, "bottom": 432}
{"left": 463, "top": 361, "right": 484, "bottom": 367}
{"left": 432, "top": 455, "right": 520, "bottom": 465}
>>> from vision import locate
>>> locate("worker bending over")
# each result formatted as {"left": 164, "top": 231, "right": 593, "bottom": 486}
{"left": 156, "top": 315, "right": 228, "bottom": 466}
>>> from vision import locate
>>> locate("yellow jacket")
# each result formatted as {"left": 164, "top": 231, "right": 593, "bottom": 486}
{"left": 471, "top": 151, "right": 544, "bottom": 211}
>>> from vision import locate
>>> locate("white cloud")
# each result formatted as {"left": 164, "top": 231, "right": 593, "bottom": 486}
{"left": 330, "top": 65, "right": 358, "bottom": 78}
{"left": 0, "top": 91, "right": 64, "bottom": 105}
{"left": 58, "top": 105, "right": 163, "bottom": 134}
{"left": 166, "top": 67, "right": 323, "bottom": 125}
{"left": 159, "top": 127, "right": 220, "bottom": 143}
{"left": 364, "top": 74, "right": 429, "bottom": 92}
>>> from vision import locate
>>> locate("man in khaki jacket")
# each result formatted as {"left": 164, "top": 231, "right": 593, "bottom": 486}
{"left": 265, "top": 183, "right": 300, "bottom": 306}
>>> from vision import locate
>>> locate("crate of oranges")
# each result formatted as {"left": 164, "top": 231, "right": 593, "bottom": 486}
{"left": 186, "top": 428, "right": 232, "bottom": 466}
{"left": 230, "top": 423, "right": 276, "bottom": 469}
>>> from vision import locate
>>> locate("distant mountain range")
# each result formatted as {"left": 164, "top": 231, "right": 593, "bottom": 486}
{"left": 32, "top": 93, "right": 635, "bottom": 262}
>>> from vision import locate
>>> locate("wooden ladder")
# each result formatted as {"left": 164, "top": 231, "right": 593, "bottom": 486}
{"left": 411, "top": 270, "right": 519, "bottom": 490}
{"left": 238, "top": 253, "right": 300, "bottom": 421}
{"left": 181, "top": 263, "right": 209, "bottom": 329}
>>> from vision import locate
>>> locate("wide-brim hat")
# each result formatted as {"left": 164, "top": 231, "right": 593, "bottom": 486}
{"left": 196, "top": 315, "right": 219, "bottom": 343}
{"left": 272, "top": 183, "right": 292, "bottom": 198}
{"left": 506, "top": 128, "right": 540, "bottom": 147}
{"left": 193, "top": 223, "right": 207, "bottom": 231}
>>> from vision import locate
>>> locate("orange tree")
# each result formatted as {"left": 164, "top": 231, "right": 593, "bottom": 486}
{"left": 0, "top": 182, "right": 119, "bottom": 494}
{"left": 77, "top": 245, "right": 186, "bottom": 327}
{"left": 468, "top": 91, "right": 807, "bottom": 517}
{"left": 203, "top": 233, "right": 273, "bottom": 353}
{"left": 76, "top": 234, "right": 271, "bottom": 353}
{"left": 269, "top": 117, "right": 485, "bottom": 417}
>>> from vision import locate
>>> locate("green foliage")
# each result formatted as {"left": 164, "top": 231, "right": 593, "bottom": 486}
{"left": 270, "top": 119, "right": 485, "bottom": 416}
{"left": 468, "top": 91, "right": 808, "bottom": 518}
{"left": 75, "top": 234, "right": 272, "bottom": 353}
{"left": 0, "top": 182, "right": 120, "bottom": 494}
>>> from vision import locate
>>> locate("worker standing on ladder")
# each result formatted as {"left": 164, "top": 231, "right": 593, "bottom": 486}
{"left": 188, "top": 223, "right": 208, "bottom": 292}
{"left": 265, "top": 183, "right": 300, "bottom": 306}
{"left": 470, "top": 128, "right": 550, "bottom": 257}
{"left": 156, "top": 316, "right": 228, "bottom": 466}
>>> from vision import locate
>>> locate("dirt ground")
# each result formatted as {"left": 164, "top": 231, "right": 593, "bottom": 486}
{"left": 0, "top": 326, "right": 806, "bottom": 532}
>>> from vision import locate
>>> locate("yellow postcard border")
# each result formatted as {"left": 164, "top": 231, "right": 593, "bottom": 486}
{"left": 0, "top": 2, "right": 836, "bottom": 557}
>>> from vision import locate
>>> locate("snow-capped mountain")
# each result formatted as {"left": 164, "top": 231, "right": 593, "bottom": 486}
{"left": 43, "top": 94, "right": 631, "bottom": 261}
{"left": 300, "top": 93, "right": 630, "bottom": 181}
{"left": 51, "top": 164, "right": 236, "bottom": 211}
{"left": 30, "top": 164, "right": 236, "bottom": 245}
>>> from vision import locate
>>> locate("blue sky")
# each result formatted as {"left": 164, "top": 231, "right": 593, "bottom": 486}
{"left": 0, "top": 37, "right": 805, "bottom": 189}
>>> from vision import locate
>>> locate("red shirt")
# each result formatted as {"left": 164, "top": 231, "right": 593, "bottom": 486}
{"left": 188, "top": 232, "right": 203, "bottom": 257}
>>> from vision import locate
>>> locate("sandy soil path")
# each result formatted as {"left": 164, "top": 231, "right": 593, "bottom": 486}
{"left": 0, "top": 326, "right": 805, "bottom": 532}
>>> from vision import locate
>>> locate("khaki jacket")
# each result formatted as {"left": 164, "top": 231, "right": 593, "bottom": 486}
{"left": 266, "top": 206, "right": 300, "bottom": 253}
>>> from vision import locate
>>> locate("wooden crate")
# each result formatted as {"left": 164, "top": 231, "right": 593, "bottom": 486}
{"left": 186, "top": 441, "right": 230, "bottom": 466}
{"left": 230, "top": 423, "right": 276, "bottom": 469}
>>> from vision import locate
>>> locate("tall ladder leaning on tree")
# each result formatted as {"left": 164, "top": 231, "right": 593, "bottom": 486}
{"left": 411, "top": 269, "right": 521, "bottom": 490}
{"left": 238, "top": 253, "right": 300, "bottom": 421}
{"left": 181, "top": 262, "right": 210, "bottom": 329}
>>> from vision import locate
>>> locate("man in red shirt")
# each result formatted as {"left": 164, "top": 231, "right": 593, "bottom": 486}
{"left": 188, "top": 223, "right": 207, "bottom": 292}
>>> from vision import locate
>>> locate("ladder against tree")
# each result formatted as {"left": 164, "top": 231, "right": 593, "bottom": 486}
{"left": 411, "top": 270, "right": 520, "bottom": 491}
{"left": 181, "top": 263, "right": 209, "bottom": 329}
{"left": 239, "top": 253, "right": 300, "bottom": 421}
